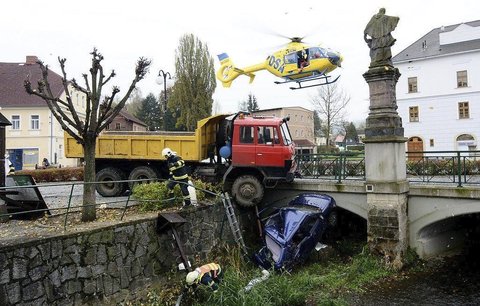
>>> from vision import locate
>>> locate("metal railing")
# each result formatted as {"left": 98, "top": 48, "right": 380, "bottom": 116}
{"left": 295, "top": 150, "right": 480, "bottom": 186}
{"left": 295, "top": 152, "right": 365, "bottom": 183}
{"left": 406, "top": 150, "right": 480, "bottom": 187}
{"left": 0, "top": 178, "right": 222, "bottom": 229}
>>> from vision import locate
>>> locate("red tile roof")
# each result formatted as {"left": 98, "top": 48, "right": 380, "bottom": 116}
{"left": 119, "top": 109, "right": 147, "bottom": 127}
{"left": 0, "top": 57, "right": 64, "bottom": 108}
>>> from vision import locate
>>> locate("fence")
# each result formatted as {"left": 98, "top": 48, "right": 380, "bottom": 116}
{"left": 406, "top": 150, "right": 480, "bottom": 187}
{"left": 295, "top": 152, "right": 365, "bottom": 182}
{"left": 295, "top": 150, "right": 480, "bottom": 186}
{"left": 0, "top": 178, "right": 221, "bottom": 228}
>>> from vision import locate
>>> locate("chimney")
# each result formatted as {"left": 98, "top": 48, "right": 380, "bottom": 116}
{"left": 25, "top": 56, "right": 38, "bottom": 65}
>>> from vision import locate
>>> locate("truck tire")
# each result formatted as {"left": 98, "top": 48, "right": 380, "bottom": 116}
{"left": 232, "top": 175, "right": 264, "bottom": 207}
{"left": 128, "top": 166, "right": 159, "bottom": 189}
{"left": 96, "top": 167, "right": 126, "bottom": 197}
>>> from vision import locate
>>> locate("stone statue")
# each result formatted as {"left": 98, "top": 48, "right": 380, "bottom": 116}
{"left": 364, "top": 8, "right": 400, "bottom": 68}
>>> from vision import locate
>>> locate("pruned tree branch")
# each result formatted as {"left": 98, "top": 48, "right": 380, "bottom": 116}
{"left": 23, "top": 48, "right": 151, "bottom": 222}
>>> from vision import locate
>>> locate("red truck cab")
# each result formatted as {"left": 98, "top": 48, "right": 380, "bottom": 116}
{"left": 223, "top": 113, "right": 296, "bottom": 207}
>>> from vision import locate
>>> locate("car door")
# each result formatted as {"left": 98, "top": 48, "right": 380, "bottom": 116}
{"left": 255, "top": 126, "right": 284, "bottom": 167}
{"left": 232, "top": 125, "right": 256, "bottom": 166}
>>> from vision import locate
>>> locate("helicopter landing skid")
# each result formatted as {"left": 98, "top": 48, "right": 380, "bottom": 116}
{"left": 289, "top": 74, "right": 340, "bottom": 90}
{"left": 274, "top": 69, "right": 327, "bottom": 85}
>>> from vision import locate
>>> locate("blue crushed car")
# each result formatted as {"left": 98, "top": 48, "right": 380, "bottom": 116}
{"left": 253, "top": 193, "right": 337, "bottom": 271}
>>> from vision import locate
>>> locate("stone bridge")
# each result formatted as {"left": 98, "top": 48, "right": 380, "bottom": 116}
{"left": 263, "top": 180, "right": 480, "bottom": 259}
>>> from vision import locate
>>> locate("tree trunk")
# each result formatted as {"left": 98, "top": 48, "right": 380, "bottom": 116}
{"left": 82, "top": 136, "right": 97, "bottom": 221}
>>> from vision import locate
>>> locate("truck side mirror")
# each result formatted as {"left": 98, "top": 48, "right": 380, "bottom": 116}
{"left": 282, "top": 116, "right": 290, "bottom": 123}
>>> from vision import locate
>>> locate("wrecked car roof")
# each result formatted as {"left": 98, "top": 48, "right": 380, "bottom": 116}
{"left": 288, "top": 193, "right": 336, "bottom": 212}
{"left": 265, "top": 207, "right": 322, "bottom": 244}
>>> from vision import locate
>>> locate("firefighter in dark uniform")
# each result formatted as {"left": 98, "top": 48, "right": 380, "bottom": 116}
{"left": 185, "top": 262, "right": 223, "bottom": 292}
{"left": 162, "top": 148, "right": 191, "bottom": 207}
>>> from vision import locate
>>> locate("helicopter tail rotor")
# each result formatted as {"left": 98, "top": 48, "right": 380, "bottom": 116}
{"left": 216, "top": 53, "right": 256, "bottom": 88}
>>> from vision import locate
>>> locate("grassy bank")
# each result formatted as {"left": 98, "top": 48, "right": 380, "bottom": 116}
{"left": 131, "top": 240, "right": 405, "bottom": 306}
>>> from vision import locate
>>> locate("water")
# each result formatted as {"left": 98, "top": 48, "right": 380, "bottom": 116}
{"left": 351, "top": 255, "right": 480, "bottom": 305}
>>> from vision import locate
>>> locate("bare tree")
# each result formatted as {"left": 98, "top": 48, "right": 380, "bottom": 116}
{"left": 238, "top": 100, "right": 248, "bottom": 112}
{"left": 212, "top": 99, "right": 222, "bottom": 115}
{"left": 24, "top": 49, "right": 151, "bottom": 221}
{"left": 124, "top": 88, "right": 144, "bottom": 115}
{"left": 311, "top": 83, "right": 350, "bottom": 146}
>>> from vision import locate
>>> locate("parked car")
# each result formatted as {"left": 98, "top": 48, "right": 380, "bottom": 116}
{"left": 253, "top": 193, "right": 337, "bottom": 271}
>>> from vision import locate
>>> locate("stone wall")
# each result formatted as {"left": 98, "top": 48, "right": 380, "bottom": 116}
{"left": 0, "top": 204, "right": 235, "bottom": 305}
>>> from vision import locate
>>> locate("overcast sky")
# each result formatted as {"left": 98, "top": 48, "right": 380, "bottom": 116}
{"left": 2, "top": 0, "right": 479, "bottom": 122}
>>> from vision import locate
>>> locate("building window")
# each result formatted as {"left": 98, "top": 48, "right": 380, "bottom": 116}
{"left": 429, "top": 139, "right": 434, "bottom": 147}
{"left": 456, "top": 134, "right": 477, "bottom": 152}
{"left": 115, "top": 122, "right": 121, "bottom": 130}
{"left": 409, "top": 106, "right": 419, "bottom": 122}
{"left": 23, "top": 148, "right": 39, "bottom": 167}
{"left": 458, "top": 102, "right": 469, "bottom": 119}
{"left": 457, "top": 70, "right": 468, "bottom": 88}
{"left": 11, "top": 115, "right": 20, "bottom": 130}
{"left": 30, "top": 115, "right": 40, "bottom": 130}
{"left": 408, "top": 77, "right": 417, "bottom": 93}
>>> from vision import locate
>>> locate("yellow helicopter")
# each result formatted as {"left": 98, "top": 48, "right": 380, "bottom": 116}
{"left": 216, "top": 37, "right": 343, "bottom": 90}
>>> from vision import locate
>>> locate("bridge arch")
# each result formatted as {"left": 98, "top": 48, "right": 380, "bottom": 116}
{"left": 409, "top": 196, "right": 480, "bottom": 258}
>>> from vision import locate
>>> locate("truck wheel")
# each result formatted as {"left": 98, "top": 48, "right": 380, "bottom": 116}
{"left": 128, "top": 166, "right": 159, "bottom": 189}
{"left": 232, "top": 175, "right": 264, "bottom": 207}
{"left": 96, "top": 167, "right": 126, "bottom": 197}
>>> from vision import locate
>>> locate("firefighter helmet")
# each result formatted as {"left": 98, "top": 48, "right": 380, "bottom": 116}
{"left": 162, "top": 148, "right": 174, "bottom": 158}
{"left": 186, "top": 270, "right": 199, "bottom": 285}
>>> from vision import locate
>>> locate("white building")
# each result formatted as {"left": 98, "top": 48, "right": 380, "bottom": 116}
{"left": 393, "top": 20, "right": 480, "bottom": 153}
{"left": 0, "top": 56, "right": 86, "bottom": 169}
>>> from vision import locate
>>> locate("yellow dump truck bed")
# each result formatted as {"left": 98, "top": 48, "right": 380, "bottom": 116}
{"left": 65, "top": 114, "right": 229, "bottom": 162}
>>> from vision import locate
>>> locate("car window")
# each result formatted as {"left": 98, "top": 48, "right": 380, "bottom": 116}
{"left": 257, "top": 126, "right": 278, "bottom": 145}
{"left": 280, "top": 122, "right": 292, "bottom": 145}
{"left": 239, "top": 126, "right": 254, "bottom": 144}
{"left": 265, "top": 235, "right": 282, "bottom": 262}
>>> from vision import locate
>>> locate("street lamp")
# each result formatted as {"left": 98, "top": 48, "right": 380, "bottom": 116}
{"left": 157, "top": 70, "right": 172, "bottom": 131}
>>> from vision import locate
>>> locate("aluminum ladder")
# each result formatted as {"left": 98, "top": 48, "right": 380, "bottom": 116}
{"left": 222, "top": 193, "right": 248, "bottom": 257}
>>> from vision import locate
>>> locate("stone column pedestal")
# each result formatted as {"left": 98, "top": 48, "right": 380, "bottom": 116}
{"left": 363, "top": 66, "right": 409, "bottom": 269}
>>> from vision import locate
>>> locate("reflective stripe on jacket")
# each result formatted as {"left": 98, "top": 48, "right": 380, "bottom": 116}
{"left": 195, "top": 263, "right": 221, "bottom": 286}
{"left": 167, "top": 155, "right": 188, "bottom": 180}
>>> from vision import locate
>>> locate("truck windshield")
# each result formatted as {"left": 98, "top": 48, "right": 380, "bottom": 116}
{"left": 280, "top": 123, "right": 292, "bottom": 145}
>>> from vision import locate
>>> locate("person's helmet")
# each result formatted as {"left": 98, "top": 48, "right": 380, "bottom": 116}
{"left": 162, "top": 148, "right": 173, "bottom": 158}
{"left": 186, "top": 270, "right": 199, "bottom": 285}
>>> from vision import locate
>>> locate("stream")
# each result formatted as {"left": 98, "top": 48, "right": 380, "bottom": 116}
{"left": 351, "top": 250, "right": 480, "bottom": 305}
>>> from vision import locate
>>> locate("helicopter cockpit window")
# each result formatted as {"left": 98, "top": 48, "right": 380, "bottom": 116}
{"left": 284, "top": 53, "right": 297, "bottom": 64}
{"left": 309, "top": 47, "right": 325, "bottom": 59}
